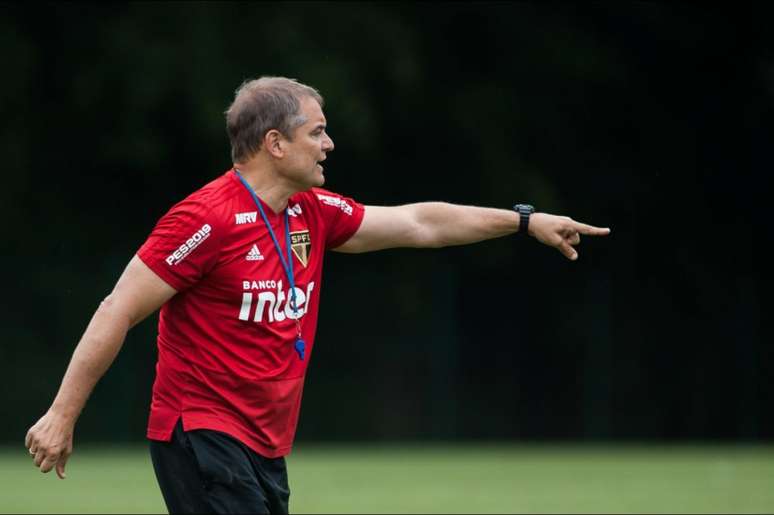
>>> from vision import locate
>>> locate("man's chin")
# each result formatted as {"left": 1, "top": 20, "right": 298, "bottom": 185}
{"left": 311, "top": 170, "right": 325, "bottom": 188}
{"left": 296, "top": 174, "right": 324, "bottom": 192}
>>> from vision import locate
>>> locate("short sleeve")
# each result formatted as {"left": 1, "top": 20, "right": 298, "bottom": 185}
{"left": 136, "top": 198, "right": 222, "bottom": 291}
{"left": 311, "top": 188, "right": 366, "bottom": 249}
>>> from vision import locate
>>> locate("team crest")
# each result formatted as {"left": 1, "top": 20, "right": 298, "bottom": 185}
{"left": 290, "top": 230, "right": 311, "bottom": 267}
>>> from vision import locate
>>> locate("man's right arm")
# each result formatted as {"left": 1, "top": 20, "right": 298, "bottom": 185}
{"left": 24, "top": 255, "right": 177, "bottom": 479}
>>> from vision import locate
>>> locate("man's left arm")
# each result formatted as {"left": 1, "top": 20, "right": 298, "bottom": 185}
{"left": 333, "top": 203, "right": 610, "bottom": 260}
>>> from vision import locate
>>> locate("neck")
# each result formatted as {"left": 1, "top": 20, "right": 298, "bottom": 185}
{"left": 234, "top": 163, "right": 295, "bottom": 215}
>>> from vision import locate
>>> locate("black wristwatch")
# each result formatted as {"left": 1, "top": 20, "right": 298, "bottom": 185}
{"left": 513, "top": 204, "right": 535, "bottom": 235}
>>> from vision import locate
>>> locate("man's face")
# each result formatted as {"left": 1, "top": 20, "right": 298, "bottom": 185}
{"left": 278, "top": 96, "right": 334, "bottom": 190}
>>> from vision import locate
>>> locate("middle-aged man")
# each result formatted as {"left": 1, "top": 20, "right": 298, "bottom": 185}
{"left": 25, "top": 76, "right": 611, "bottom": 514}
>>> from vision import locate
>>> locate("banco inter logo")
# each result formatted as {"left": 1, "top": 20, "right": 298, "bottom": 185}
{"left": 166, "top": 224, "right": 212, "bottom": 265}
{"left": 238, "top": 279, "right": 316, "bottom": 323}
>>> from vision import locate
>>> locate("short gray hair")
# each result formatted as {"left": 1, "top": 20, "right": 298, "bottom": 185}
{"left": 225, "top": 76, "right": 324, "bottom": 162}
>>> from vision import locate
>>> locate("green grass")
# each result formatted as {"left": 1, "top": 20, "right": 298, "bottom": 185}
{"left": 2, "top": 443, "right": 773, "bottom": 513}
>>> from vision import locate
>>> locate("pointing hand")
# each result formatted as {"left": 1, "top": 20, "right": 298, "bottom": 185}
{"left": 528, "top": 213, "right": 611, "bottom": 260}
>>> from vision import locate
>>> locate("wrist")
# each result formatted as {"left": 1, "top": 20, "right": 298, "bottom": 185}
{"left": 526, "top": 212, "right": 543, "bottom": 237}
{"left": 512, "top": 204, "right": 535, "bottom": 236}
{"left": 49, "top": 401, "right": 81, "bottom": 424}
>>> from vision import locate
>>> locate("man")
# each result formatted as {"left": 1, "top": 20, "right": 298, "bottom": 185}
{"left": 25, "top": 76, "right": 610, "bottom": 514}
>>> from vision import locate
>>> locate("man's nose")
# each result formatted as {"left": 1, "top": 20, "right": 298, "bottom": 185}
{"left": 323, "top": 134, "right": 334, "bottom": 152}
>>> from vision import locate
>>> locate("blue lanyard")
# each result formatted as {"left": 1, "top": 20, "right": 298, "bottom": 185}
{"left": 235, "top": 170, "right": 305, "bottom": 360}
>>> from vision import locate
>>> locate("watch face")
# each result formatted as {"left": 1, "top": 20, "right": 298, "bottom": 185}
{"left": 516, "top": 204, "right": 534, "bottom": 213}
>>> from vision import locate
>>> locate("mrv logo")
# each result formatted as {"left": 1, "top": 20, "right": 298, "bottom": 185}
{"left": 235, "top": 211, "right": 257, "bottom": 225}
{"left": 166, "top": 224, "right": 212, "bottom": 265}
{"left": 238, "top": 279, "right": 316, "bottom": 323}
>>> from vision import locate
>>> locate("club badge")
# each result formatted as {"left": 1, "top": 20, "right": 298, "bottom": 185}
{"left": 290, "top": 230, "right": 311, "bottom": 267}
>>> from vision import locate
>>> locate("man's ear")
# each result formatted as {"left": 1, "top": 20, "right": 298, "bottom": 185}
{"left": 264, "top": 129, "right": 285, "bottom": 158}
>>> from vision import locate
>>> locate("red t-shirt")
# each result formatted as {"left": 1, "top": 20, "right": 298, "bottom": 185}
{"left": 137, "top": 169, "right": 365, "bottom": 458}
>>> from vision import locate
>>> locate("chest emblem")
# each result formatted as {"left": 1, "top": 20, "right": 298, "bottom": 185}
{"left": 290, "top": 230, "right": 311, "bottom": 267}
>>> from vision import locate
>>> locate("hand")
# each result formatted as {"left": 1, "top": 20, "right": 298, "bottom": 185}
{"left": 529, "top": 212, "right": 610, "bottom": 260}
{"left": 25, "top": 410, "right": 75, "bottom": 479}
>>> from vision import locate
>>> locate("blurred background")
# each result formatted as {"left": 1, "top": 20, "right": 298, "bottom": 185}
{"left": 3, "top": 0, "right": 772, "bottom": 445}
{"left": 1, "top": 2, "right": 772, "bottom": 512}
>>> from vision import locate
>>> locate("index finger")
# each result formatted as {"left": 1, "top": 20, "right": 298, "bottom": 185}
{"left": 573, "top": 222, "right": 611, "bottom": 236}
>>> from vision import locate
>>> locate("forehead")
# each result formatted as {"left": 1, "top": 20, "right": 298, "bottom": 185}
{"left": 299, "top": 96, "right": 326, "bottom": 125}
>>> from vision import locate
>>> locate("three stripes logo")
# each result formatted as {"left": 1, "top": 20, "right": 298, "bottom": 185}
{"left": 246, "top": 244, "right": 264, "bottom": 261}
{"left": 245, "top": 231, "right": 311, "bottom": 265}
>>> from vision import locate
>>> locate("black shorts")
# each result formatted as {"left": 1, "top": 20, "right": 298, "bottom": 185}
{"left": 149, "top": 420, "right": 290, "bottom": 514}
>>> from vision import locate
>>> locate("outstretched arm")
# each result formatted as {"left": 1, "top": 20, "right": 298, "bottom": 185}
{"left": 334, "top": 203, "right": 610, "bottom": 260}
{"left": 25, "top": 255, "right": 176, "bottom": 478}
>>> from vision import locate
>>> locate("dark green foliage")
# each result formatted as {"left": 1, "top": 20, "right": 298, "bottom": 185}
{"left": 1, "top": 3, "right": 771, "bottom": 443}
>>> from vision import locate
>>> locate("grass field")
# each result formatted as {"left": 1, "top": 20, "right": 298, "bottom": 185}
{"left": 1, "top": 443, "right": 773, "bottom": 513}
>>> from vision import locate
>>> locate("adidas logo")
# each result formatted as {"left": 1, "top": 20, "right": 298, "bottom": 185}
{"left": 246, "top": 244, "right": 264, "bottom": 261}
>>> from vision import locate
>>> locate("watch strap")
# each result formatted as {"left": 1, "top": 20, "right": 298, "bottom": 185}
{"left": 513, "top": 204, "right": 534, "bottom": 235}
